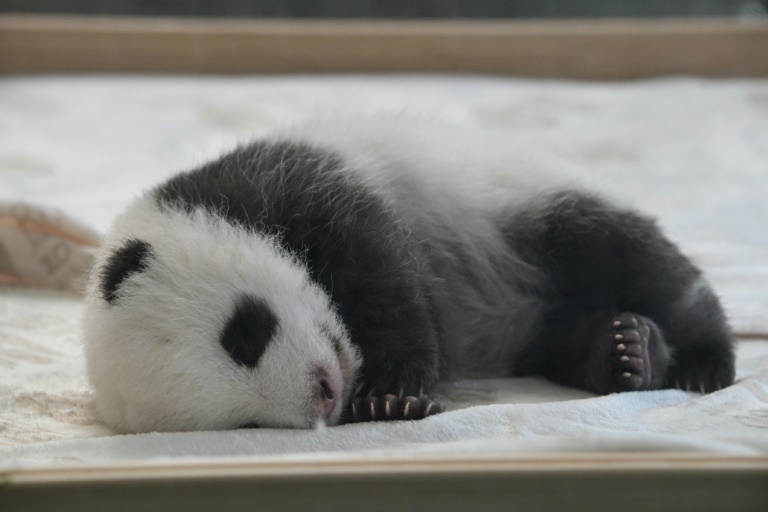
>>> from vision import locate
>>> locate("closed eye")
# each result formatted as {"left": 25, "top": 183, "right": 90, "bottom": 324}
{"left": 331, "top": 335, "right": 344, "bottom": 359}
{"left": 320, "top": 323, "right": 356, "bottom": 377}
{"left": 320, "top": 324, "right": 344, "bottom": 359}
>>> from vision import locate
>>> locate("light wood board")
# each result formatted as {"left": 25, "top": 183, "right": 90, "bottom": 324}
{"left": 1, "top": 15, "right": 767, "bottom": 78}
{"left": 2, "top": 453, "right": 767, "bottom": 511}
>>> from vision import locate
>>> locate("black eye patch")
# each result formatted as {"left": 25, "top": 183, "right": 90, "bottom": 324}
{"left": 220, "top": 294, "right": 278, "bottom": 369}
{"left": 100, "top": 238, "right": 153, "bottom": 304}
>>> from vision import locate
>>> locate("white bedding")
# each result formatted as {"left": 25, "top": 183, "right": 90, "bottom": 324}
{"left": 1, "top": 76, "right": 767, "bottom": 468}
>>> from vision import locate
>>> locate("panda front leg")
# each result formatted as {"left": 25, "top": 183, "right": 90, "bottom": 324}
{"left": 348, "top": 322, "right": 444, "bottom": 422}
{"left": 301, "top": 174, "right": 446, "bottom": 424}
{"left": 337, "top": 282, "right": 444, "bottom": 423}
{"left": 509, "top": 191, "right": 736, "bottom": 395}
{"left": 349, "top": 341, "right": 445, "bottom": 423}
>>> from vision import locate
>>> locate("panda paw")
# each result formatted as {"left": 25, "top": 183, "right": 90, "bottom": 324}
{"left": 349, "top": 387, "right": 443, "bottom": 423}
{"left": 610, "top": 313, "right": 654, "bottom": 391}
{"left": 666, "top": 348, "right": 735, "bottom": 393}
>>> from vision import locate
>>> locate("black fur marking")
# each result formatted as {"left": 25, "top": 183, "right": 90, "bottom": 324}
{"left": 100, "top": 239, "right": 153, "bottom": 304}
{"left": 155, "top": 141, "right": 441, "bottom": 408}
{"left": 506, "top": 191, "right": 734, "bottom": 394}
{"left": 220, "top": 294, "right": 279, "bottom": 369}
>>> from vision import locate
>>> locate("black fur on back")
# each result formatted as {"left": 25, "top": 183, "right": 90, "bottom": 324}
{"left": 100, "top": 238, "right": 153, "bottom": 304}
{"left": 154, "top": 141, "right": 441, "bottom": 396}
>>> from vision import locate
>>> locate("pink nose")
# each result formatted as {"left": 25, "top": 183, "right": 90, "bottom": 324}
{"left": 318, "top": 377, "right": 338, "bottom": 418}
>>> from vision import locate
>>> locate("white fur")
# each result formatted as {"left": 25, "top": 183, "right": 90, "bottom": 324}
{"left": 83, "top": 197, "right": 360, "bottom": 433}
{"left": 83, "top": 115, "right": 577, "bottom": 433}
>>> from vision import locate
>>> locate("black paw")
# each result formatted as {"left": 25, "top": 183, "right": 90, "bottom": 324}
{"left": 348, "top": 386, "right": 443, "bottom": 423}
{"left": 610, "top": 313, "right": 655, "bottom": 392}
{"left": 667, "top": 348, "right": 735, "bottom": 394}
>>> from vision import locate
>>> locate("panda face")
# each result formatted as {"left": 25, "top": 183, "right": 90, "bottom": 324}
{"left": 82, "top": 197, "right": 361, "bottom": 433}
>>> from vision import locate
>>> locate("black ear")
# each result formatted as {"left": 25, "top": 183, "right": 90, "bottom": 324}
{"left": 100, "top": 238, "right": 153, "bottom": 304}
{"left": 220, "top": 294, "right": 279, "bottom": 368}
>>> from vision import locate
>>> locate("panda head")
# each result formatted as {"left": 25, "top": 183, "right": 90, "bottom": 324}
{"left": 82, "top": 197, "right": 361, "bottom": 433}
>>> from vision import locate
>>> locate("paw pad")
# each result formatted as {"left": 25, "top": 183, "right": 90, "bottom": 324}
{"left": 611, "top": 313, "right": 652, "bottom": 391}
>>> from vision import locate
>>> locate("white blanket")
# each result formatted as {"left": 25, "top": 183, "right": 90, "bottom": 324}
{"left": 1, "top": 76, "right": 767, "bottom": 468}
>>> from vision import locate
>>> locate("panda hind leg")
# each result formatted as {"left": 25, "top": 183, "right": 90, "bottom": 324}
{"left": 538, "top": 303, "right": 671, "bottom": 394}
{"left": 506, "top": 191, "right": 735, "bottom": 395}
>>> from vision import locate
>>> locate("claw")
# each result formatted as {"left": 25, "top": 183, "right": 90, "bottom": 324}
{"left": 403, "top": 401, "right": 411, "bottom": 418}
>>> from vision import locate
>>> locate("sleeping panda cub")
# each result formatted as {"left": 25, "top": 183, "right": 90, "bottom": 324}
{"left": 83, "top": 116, "right": 736, "bottom": 433}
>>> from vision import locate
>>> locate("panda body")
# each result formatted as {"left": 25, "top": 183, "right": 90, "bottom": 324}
{"left": 83, "top": 115, "right": 735, "bottom": 433}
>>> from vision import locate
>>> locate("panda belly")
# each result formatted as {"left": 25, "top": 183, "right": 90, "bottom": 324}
{"left": 82, "top": 117, "right": 736, "bottom": 432}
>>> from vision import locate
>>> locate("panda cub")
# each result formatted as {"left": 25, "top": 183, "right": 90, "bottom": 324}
{"left": 83, "top": 115, "right": 736, "bottom": 433}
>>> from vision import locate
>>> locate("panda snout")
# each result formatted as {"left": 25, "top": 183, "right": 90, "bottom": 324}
{"left": 316, "top": 371, "right": 341, "bottom": 419}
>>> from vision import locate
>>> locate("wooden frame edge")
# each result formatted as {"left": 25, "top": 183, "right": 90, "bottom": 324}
{"left": 1, "top": 15, "right": 767, "bottom": 78}
{"left": 2, "top": 454, "right": 767, "bottom": 512}
{"left": 3, "top": 452, "right": 768, "bottom": 480}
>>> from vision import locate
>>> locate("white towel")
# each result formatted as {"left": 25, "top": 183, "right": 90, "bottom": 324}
{"left": 1, "top": 76, "right": 767, "bottom": 468}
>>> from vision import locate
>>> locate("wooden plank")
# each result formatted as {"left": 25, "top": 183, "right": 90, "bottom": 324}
{"left": 2, "top": 454, "right": 767, "bottom": 512}
{"left": 5, "top": 452, "right": 768, "bottom": 481}
{"left": 1, "top": 15, "right": 767, "bottom": 78}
